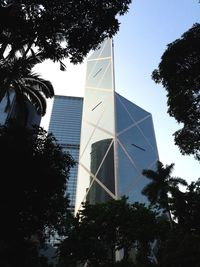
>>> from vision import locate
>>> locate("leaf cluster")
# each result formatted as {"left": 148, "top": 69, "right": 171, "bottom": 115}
{"left": 57, "top": 197, "right": 158, "bottom": 267}
{"left": 0, "top": 0, "right": 131, "bottom": 116}
{"left": 0, "top": 0, "right": 132, "bottom": 65}
{"left": 152, "top": 23, "right": 200, "bottom": 160}
{"left": 57, "top": 157, "right": 200, "bottom": 267}
{"left": 0, "top": 120, "right": 75, "bottom": 267}
{"left": 0, "top": 51, "right": 54, "bottom": 116}
{"left": 142, "top": 160, "right": 200, "bottom": 266}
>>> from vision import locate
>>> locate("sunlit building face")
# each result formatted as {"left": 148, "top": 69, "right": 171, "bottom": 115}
{"left": 75, "top": 38, "right": 159, "bottom": 214}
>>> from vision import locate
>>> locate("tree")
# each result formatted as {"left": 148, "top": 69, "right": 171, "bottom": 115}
{"left": 0, "top": 120, "right": 75, "bottom": 267}
{"left": 0, "top": 0, "right": 132, "bottom": 65}
{"left": 0, "top": 0, "right": 131, "bottom": 116}
{"left": 57, "top": 175, "right": 200, "bottom": 267}
{"left": 57, "top": 198, "right": 158, "bottom": 267}
{"left": 170, "top": 178, "right": 200, "bottom": 234}
{"left": 152, "top": 23, "right": 200, "bottom": 160}
{"left": 142, "top": 161, "right": 187, "bottom": 228}
{"left": 157, "top": 229, "right": 200, "bottom": 267}
{"left": 157, "top": 178, "right": 200, "bottom": 267}
{"left": 0, "top": 49, "right": 54, "bottom": 117}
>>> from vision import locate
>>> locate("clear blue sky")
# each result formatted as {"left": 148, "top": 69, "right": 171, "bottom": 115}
{"left": 37, "top": 0, "right": 200, "bottom": 183}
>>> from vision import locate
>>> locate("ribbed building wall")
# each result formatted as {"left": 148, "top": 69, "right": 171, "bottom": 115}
{"left": 48, "top": 95, "right": 83, "bottom": 211}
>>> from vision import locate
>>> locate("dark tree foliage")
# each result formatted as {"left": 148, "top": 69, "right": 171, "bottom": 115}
{"left": 142, "top": 160, "right": 187, "bottom": 228}
{"left": 0, "top": 0, "right": 132, "bottom": 65}
{"left": 0, "top": 120, "right": 75, "bottom": 267}
{"left": 157, "top": 231, "right": 200, "bottom": 267}
{"left": 0, "top": 51, "right": 54, "bottom": 116}
{"left": 57, "top": 159, "right": 200, "bottom": 267}
{"left": 57, "top": 197, "right": 158, "bottom": 267}
{"left": 0, "top": 0, "right": 131, "bottom": 116}
{"left": 152, "top": 23, "right": 200, "bottom": 160}
{"left": 158, "top": 179, "right": 200, "bottom": 267}
{"left": 154, "top": 179, "right": 200, "bottom": 267}
{"left": 170, "top": 178, "right": 200, "bottom": 234}
{"left": 142, "top": 158, "right": 200, "bottom": 266}
{"left": 141, "top": 162, "right": 200, "bottom": 267}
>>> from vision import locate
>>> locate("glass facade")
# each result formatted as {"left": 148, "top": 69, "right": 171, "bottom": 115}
{"left": 48, "top": 95, "right": 83, "bottom": 212}
{"left": 75, "top": 38, "right": 159, "bottom": 213}
{"left": 0, "top": 92, "right": 41, "bottom": 127}
{"left": 0, "top": 94, "right": 14, "bottom": 125}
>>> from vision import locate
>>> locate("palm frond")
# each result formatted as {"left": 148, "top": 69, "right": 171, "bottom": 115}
{"left": 142, "top": 182, "right": 160, "bottom": 204}
{"left": 0, "top": 48, "right": 53, "bottom": 118}
{"left": 170, "top": 177, "right": 188, "bottom": 187}
{"left": 163, "top": 163, "right": 175, "bottom": 177}
{"left": 142, "top": 169, "right": 159, "bottom": 181}
{"left": 24, "top": 73, "right": 54, "bottom": 98}
{"left": 22, "top": 86, "right": 47, "bottom": 116}
{"left": 156, "top": 160, "right": 164, "bottom": 170}
{"left": 14, "top": 80, "right": 45, "bottom": 117}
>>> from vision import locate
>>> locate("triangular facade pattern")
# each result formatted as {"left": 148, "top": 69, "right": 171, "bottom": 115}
{"left": 75, "top": 38, "right": 159, "bottom": 213}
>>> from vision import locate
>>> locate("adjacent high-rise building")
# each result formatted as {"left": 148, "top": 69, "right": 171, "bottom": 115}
{"left": 48, "top": 95, "right": 83, "bottom": 211}
{"left": 0, "top": 92, "right": 41, "bottom": 127}
{"left": 75, "top": 39, "right": 159, "bottom": 214}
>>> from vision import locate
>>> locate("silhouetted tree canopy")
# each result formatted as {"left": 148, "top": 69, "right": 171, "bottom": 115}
{"left": 169, "top": 178, "right": 200, "bottom": 235}
{"left": 0, "top": 0, "right": 131, "bottom": 116}
{"left": 0, "top": 51, "right": 54, "bottom": 116}
{"left": 158, "top": 231, "right": 200, "bottom": 267}
{"left": 0, "top": 0, "right": 132, "bottom": 65}
{"left": 142, "top": 160, "right": 187, "bottom": 228}
{"left": 0, "top": 121, "right": 75, "bottom": 267}
{"left": 142, "top": 162, "right": 200, "bottom": 267}
{"left": 152, "top": 23, "right": 200, "bottom": 160}
{"left": 56, "top": 161, "right": 200, "bottom": 267}
{"left": 57, "top": 197, "right": 158, "bottom": 267}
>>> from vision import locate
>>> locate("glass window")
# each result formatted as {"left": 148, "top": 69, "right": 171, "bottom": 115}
{"left": 86, "top": 180, "right": 113, "bottom": 205}
{"left": 116, "top": 93, "right": 149, "bottom": 123}
{"left": 115, "top": 93, "right": 135, "bottom": 133}
{"left": 117, "top": 142, "right": 157, "bottom": 205}
{"left": 117, "top": 142, "right": 141, "bottom": 197}
{"left": 118, "top": 124, "right": 158, "bottom": 173}
{"left": 138, "top": 116, "right": 159, "bottom": 155}
{"left": 83, "top": 88, "right": 115, "bottom": 133}
{"left": 80, "top": 124, "right": 114, "bottom": 177}
{"left": 88, "top": 38, "right": 112, "bottom": 60}
{"left": 86, "top": 59, "right": 112, "bottom": 90}
{"left": 95, "top": 141, "right": 115, "bottom": 194}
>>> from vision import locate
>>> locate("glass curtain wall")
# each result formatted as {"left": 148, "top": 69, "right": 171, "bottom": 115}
{"left": 75, "top": 38, "right": 116, "bottom": 213}
{"left": 75, "top": 38, "right": 159, "bottom": 214}
{"left": 48, "top": 96, "right": 83, "bottom": 212}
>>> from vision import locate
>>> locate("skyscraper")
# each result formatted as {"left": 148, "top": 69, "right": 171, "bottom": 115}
{"left": 75, "top": 39, "right": 159, "bottom": 214}
{"left": 0, "top": 92, "right": 41, "bottom": 127}
{"left": 48, "top": 95, "right": 83, "bottom": 211}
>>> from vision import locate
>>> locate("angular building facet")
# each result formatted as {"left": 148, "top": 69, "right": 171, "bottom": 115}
{"left": 48, "top": 95, "right": 83, "bottom": 211}
{"left": 75, "top": 39, "right": 159, "bottom": 213}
